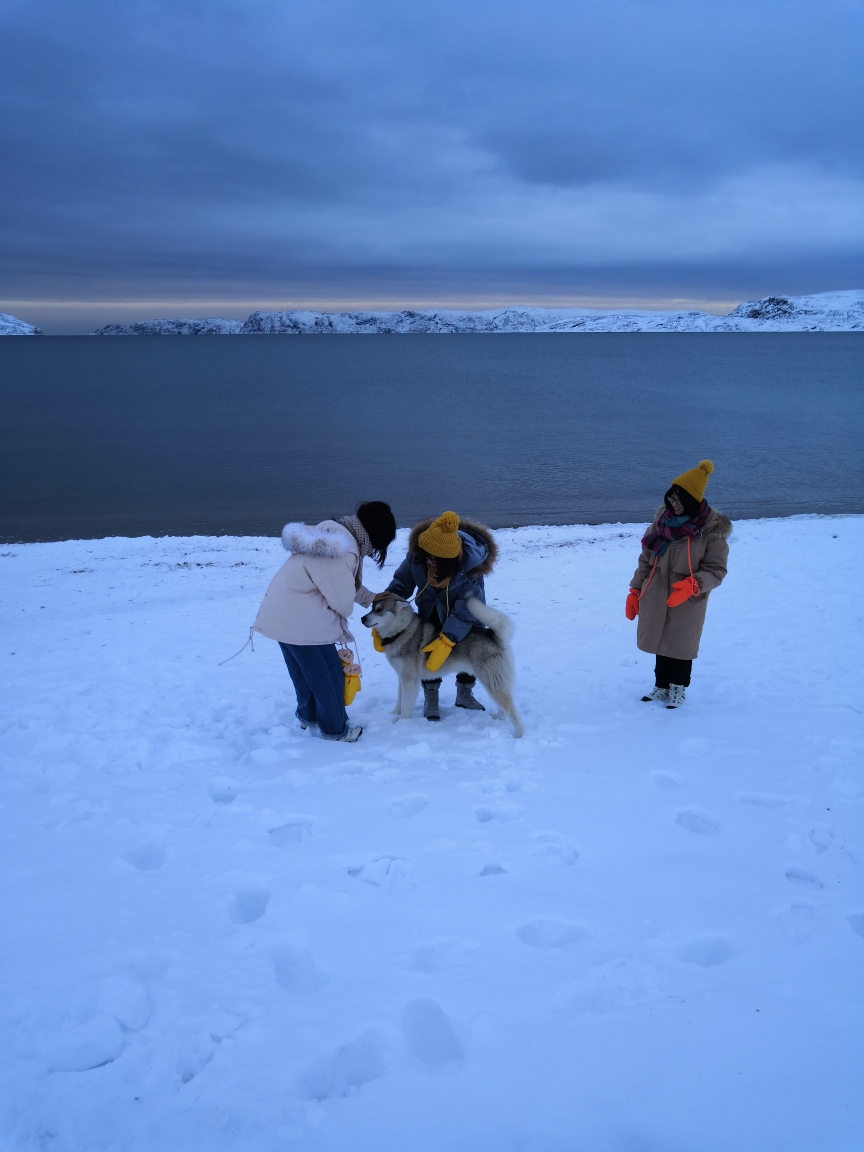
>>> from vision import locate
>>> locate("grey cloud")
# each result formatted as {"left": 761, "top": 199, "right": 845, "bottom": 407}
{"left": 1, "top": 0, "right": 862, "bottom": 307}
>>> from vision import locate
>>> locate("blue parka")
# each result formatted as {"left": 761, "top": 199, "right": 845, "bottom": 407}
{"left": 387, "top": 517, "right": 498, "bottom": 643}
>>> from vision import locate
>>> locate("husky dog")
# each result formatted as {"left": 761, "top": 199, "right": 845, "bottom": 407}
{"left": 361, "top": 594, "right": 524, "bottom": 737}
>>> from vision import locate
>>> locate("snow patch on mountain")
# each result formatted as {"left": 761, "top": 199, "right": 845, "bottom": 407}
{"left": 85, "top": 290, "right": 864, "bottom": 335}
{"left": 0, "top": 312, "right": 42, "bottom": 335}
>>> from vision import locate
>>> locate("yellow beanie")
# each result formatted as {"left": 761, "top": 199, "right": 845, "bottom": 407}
{"left": 672, "top": 459, "right": 714, "bottom": 502}
{"left": 418, "top": 511, "right": 463, "bottom": 558}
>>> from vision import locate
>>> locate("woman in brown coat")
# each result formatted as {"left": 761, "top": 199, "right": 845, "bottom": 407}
{"left": 626, "top": 460, "right": 731, "bottom": 708}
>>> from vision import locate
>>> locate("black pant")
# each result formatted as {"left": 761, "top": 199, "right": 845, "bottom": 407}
{"left": 654, "top": 655, "right": 692, "bottom": 689}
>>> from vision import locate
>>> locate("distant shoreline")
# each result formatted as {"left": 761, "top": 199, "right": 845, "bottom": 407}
{"left": 2, "top": 289, "right": 863, "bottom": 336}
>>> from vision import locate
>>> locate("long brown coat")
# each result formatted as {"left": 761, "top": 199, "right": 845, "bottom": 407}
{"left": 630, "top": 507, "right": 731, "bottom": 660}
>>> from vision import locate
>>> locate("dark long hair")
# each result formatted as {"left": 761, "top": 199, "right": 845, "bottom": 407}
{"left": 664, "top": 484, "right": 702, "bottom": 520}
{"left": 419, "top": 550, "right": 463, "bottom": 582}
{"left": 356, "top": 501, "right": 397, "bottom": 568}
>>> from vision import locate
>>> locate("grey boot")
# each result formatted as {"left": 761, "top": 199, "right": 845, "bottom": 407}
{"left": 422, "top": 679, "right": 441, "bottom": 721}
{"left": 455, "top": 673, "right": 485, "bottom": 711}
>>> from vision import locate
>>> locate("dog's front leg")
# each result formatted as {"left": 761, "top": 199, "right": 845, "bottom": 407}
{"left": 398, "top": 673, "right": 420, "bottom": 720}
{"left": 391, "top": 678, "right": 403, "bottom": 717}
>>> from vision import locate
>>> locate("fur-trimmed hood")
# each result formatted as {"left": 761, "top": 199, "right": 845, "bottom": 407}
{"left": 281, "top": 520, "right": 357, "bottom": 558}
{"left": 651, "top": 506, "right": 732, "bottom": 539}
{"left": 407, "top": 516, "right": 498, "bottom": 577}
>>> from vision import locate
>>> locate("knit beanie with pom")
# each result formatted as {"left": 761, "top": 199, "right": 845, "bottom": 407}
{"left": 418, "top": 511, "right": 463, "bottom": 558}
{"left": 672, "top": 459, "right": 714, "bottom": 503}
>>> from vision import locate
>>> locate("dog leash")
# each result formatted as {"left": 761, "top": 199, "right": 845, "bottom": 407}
{"left": 219, "top": 627, "right": 255, "bottom": 665}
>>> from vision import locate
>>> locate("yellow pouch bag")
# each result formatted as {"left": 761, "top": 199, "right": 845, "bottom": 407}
{"left": 337, "top": 647, "right": 362, "bottom": 705}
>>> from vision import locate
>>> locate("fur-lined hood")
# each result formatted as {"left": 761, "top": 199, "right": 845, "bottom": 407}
{"left": 407, "top": 516, "right": 498, "bottom": 577}
{"left": 281, "top": 520, "right": 357, "bottom": 558}
{"left": 651, "top": 506, "right": 732, "bottom": 539}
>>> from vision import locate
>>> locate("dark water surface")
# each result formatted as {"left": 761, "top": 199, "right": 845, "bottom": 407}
{"left": 1, "top": 334, "right": 862, "bottom": 542}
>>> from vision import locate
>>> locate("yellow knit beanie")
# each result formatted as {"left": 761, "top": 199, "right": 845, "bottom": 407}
{"left": 672, "top": 459, "right": 714, "bottom": 502}
{"left": 418, "top": 511, "right": 463, "bottom": 558}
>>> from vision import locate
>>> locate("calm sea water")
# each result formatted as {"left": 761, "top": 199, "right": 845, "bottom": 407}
{"left": 1, "top": 333, "right": 862, "bottom": 542}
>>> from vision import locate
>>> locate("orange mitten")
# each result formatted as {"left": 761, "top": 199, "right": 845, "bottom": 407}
{"left": 625, "top": 588, "right": 640, "bottom": 620}
{"left": 667, "top": 577, "right": 700, "bottom": 607}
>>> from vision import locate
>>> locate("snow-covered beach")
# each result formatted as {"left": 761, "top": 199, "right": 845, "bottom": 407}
{"left": 1, "top": 516, "right": 862, "bottom": 1151}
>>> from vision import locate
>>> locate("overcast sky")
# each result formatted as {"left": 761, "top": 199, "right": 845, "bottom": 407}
{"left": 2, "top": 0, "right": 863, "bottom": 329}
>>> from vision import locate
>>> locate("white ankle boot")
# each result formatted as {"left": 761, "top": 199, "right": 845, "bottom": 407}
{"left": 642, "top": 687, "right": 670, "bottom": 703}
{"left": 666, "top": 684, "right": 687, "bottom": 709}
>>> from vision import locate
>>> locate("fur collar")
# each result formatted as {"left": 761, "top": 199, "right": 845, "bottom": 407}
{"left": 407, "top": 516, "right": 498, "bottom": 577}
{"left": 651, "top": 506, "right": 732, "bottom": 539}
{"left": 281, "top": 520, "right": 357, "bottom": 558}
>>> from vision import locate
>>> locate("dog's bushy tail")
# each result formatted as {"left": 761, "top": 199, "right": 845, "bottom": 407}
{"left": 465, "top": 598, "right": 514, "bottom": 644}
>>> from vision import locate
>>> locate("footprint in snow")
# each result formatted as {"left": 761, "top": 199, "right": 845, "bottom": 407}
{"left": 414, "top": 938, "right": 476, "bottom": 972}
{"left": 401, "top": 999, "right": 463, "bottom": 1067}
{"left": 274, "top": 947, "right": 330, "bottom": 994}
{"left": 98, "top": 976, "right": 150, "bottom": 1030}
{"left": 679, "top": 737, "right": 711, "bottom": 757}
{"left": 176, "top": 1029, "right": 217, "bottom": 1084}
{"left": 301, "top": 1031, "right": 386, "bottom": 1100}
{"left": 517, "top": 919, "right": 591, "bottom": 950}
{"left": 229, "top": 886, "right": 270, "bottom": 923}
{"left": 809, "top": 824, "right": 834, "bottom": 854}
{"left": 784, "top": 867, "right": 823, "bottom": 889}
{"left": 675, "top": 810, "right": 719, "bottom": 836}
{"left": 389, "top": 795, "right": 428, "bottom": 818}
{"left": 208, "top": 777, "right": 239, "bottom": 804}
{"left": 268, "top": 817, "right": 313, "bottom": 846}
{"left": 737, "top": 793, "right": 789, "bottom": 809}
{"left": 123, "top": 842, "right": 166, "bottom": 871}
{"left": 777, "top": 903, "right": 819, "bottom": 941}
{"left": 349, "top": 857, "right": 413, "bottom": 892}
{"left": 532, "top": 832, "right": 579, "bottom": 865}
{"left": 479, "top": 864, "right": 508, "bottom": 876}
{"left": 676, "top": 936, "right": 735, "bottom": 967}
{"left": 555, "top": 957, "right": 667, "bottom": 1014}
{"left": 652, "top": 771, "right": 682, "bottom": 790}
{"left": 42, "top": 1014, "right": 126, "bottom": 1073}
{"left": 848, "top": 914, "right": 864, "bottom": 940}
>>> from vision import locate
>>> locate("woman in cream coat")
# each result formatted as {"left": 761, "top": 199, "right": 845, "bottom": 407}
{"left": 253, "top": 502, "right": 396, "bottom": 741}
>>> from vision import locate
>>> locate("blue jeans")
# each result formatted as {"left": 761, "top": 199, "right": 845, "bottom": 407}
{"left": 279, "top": 643, "right": 347, "bottom": 738}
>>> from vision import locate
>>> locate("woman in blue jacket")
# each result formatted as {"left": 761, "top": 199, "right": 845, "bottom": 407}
{"left": 385, "top": 510, "right": 498, "bottom": 720}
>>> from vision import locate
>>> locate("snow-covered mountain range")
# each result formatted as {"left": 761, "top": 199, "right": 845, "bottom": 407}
{"left": 89, "top": 289, "right": 864, "bottom": 334}
{"left": 0, "top": 312, "right": 43, "bottom": 335}
{"left": 2, "top": 290, "right": 863, "bottom": 335}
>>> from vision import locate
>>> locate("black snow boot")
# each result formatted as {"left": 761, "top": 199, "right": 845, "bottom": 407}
{"left": 455, "top": 673, "right": 485, "bottom": 711}
{"left": 422, "top": 679, "right": 442, "bottom": 721}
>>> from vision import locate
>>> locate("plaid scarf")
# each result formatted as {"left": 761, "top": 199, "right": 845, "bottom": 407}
{"left": 642, "top": 501, "right": 710, "bottom": 557}
{"left": 338, "top": 515, "right": 373, "bottom": 590}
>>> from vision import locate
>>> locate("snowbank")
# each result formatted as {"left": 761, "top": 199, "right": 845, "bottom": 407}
{"left": 0, "top": 312, "right": 42, "bottom": 335}
{"left": 1, "top": 517, "right": 862, "bottom": 1150}
{"left": 86, "top": 289, "right": 864, "bottom": 335}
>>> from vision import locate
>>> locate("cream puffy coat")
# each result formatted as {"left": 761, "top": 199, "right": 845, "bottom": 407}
{"left": 631, "top": 507, "right": 731, "bottom": 660}
{"left": 253, "top": 521, "right": 374, "bottom": 646}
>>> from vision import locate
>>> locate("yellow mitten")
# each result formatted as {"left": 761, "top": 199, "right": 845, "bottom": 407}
{"left": 344, "top": 672, "right": 361, "bottom": 705}
{"left": 371, "top": 628, "right": 385, "bottom": 653}
{"left": 422, "top": 634, "right": 455, "bottom": 672}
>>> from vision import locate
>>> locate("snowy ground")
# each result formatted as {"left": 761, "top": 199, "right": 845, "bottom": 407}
{"left": 1, "top": 517, "right": 862, "bottom": 1152}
